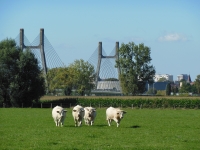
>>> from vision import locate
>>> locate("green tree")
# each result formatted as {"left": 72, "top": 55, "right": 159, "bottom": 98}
{"left": 191, "top": 84, "right": 197, "bottom": 94}
{"left": 116, "top": 42, "right": 155, "bottom": 95}
{"left": 158, "top": 77, "right": 167, "bottom": 82}
{"left": 171, "top": 85, "right": 178, "bottom": 95}
{"left": 194, "top": 75, "right": 200, "bottom": 94}
{"left": 47, "top": 67, "right": 74, "bottom": 95}
{"left": 47, "top": 60, "right": 95, "bottom": 96}
{"left": 0, "top": 39, "right": 45, "bottom": 107}
{"left": 179, "top": 80, "right": 192, "bottom": 93}
{"left": 68, "top": 59, "right": 95, "bottom": 96}
{"left": 46, "top": 68, "right": 58, "bottom": 92}
{"left": 165, "top": 83, "right": 171, "bottom": 96}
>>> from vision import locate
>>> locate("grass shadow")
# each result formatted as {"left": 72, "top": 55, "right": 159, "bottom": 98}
{"left": 64, "top": 124, "right": 108, "bottom": 128}
{"left": 130, "top": 125, "right": 141, "bottom": 128}
{"left": 94, "top": 124, "right": 108, "bottom": 127}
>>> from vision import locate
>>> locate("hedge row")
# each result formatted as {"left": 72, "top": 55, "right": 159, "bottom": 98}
{"left": 36, "top": 98, "right": 78, "bottom": 108}
{"left": 77, "top": 98, "right": 200, "bottom": 109}
{"left": 39, "top": 97, "right": 200, "bottom": 109}
{"left": 2, "top": 97, "right": 199, "bottom": 108}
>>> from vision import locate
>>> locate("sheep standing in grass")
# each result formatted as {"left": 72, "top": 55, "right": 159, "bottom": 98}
{"left": 106, "top": 107, "right": 127, "bottom": 127}
{"left": 84, "top": 107, "right": 96, "bottom": 126}
{"left": 72, "top": 105, "right": 85, "bottom": 127}
{"left": 52, "top": 106, "right": 67, "bottom": 127}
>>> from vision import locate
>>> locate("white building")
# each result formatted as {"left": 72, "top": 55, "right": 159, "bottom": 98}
{"left": 154, "top": 74, "right": 173, "bottom": 82}
{"left": 177, "top": 74, "right": 188, "bottom": 81}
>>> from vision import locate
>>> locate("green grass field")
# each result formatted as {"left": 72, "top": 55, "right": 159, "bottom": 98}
{"left": 0, "top": 108, "right": 200, "bottom": 150}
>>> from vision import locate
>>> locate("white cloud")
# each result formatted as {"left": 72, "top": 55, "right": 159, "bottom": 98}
{"left": 158, "top": 33, "right": 187, "bottom": 42}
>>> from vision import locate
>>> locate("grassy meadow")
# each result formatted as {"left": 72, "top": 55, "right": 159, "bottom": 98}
{"left": 0, "top": 108, "right": 200, "bottom": 150}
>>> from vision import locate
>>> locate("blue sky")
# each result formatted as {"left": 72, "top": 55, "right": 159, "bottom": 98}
{"left": 0, "top": 0, "right": 200, "bottom": 81}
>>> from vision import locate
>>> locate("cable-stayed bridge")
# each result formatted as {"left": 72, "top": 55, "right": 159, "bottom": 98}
{"left": 15, "top": 29, "right": 121, "bottom": 94}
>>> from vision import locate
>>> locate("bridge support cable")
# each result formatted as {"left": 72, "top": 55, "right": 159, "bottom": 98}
{"left": 43, "top": 35, "right": 64, "bottom": 69}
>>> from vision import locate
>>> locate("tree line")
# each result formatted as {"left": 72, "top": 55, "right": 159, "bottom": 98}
{"left": 1, "top": 38, "right": 200, "bottom": 107}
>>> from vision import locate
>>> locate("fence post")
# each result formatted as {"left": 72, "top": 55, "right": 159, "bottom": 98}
{"left": 51, "top": 103, "right": 52, "bottom": 108}
{"left": 99, "top": 103, "right": 100, "bottom": 108}
{"left": 132, "top": 104, "right": 133, "bottom": 109}
{"left": 60, "top": 103, "right": 62, "bottom": 107}
{"left": 41, "top": 103, "right": 42, "bottom": 108}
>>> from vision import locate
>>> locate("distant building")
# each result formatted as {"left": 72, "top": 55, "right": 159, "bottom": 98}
{"left": 154, "top": 74, "right": 173, "bottom": 82}
{"left": 174, "top": 80, "right": 180, "bottom": 88}
{"left": 177, "top": 74, "right": 193, "bottom": 87}
{"left": 187, "top": 74, "right": 192, "bottom": 83}
{"left": 147, "top": 82, "right": 169, "bottom": 91}
{"left": 177, "top": 74, "right": 188, "bottom": 81}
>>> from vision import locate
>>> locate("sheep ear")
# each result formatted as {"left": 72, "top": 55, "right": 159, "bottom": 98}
{"left": 93, "top": 109, "right": 96, "bottom": 112}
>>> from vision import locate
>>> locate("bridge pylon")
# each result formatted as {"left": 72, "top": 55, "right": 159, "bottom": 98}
{"left": 95, "top": 42, "right": 120, "bottom": 89}
{"left": 20, "top": 28, "right": 47, "bottom": 75}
